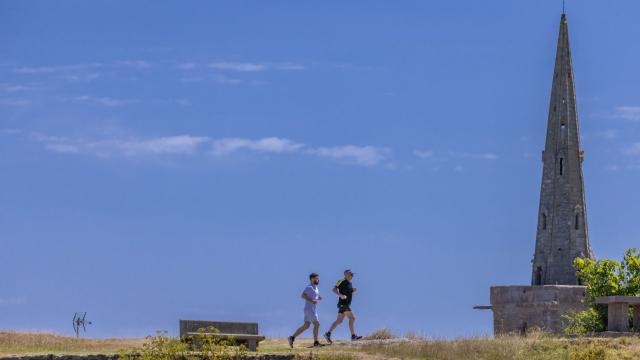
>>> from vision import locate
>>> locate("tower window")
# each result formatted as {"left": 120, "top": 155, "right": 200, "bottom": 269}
{"left": 560, "top": 158, "right": 564, "bottom": 176}
{"left": 542, "top": 213, "right": 547, "bottom": 230}
{"left": 575, "top": 213, "right": 580, "bottom": 230}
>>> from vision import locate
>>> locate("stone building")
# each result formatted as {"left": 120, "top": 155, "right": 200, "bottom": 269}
{"left": 483, "top": 13, "right": 593, "bottom": 334}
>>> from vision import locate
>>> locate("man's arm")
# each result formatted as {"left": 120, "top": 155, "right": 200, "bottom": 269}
{"left": 333, "top": 287, "right": 347, "bottom": 299}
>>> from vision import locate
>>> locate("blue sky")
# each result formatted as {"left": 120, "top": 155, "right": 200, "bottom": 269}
{"left": 1, "top": 0, "right": 640, "bottom": 339}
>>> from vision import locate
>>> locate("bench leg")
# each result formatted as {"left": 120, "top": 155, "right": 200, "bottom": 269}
{"left": 246, "top": 339, "right": 257, "bottom": 352}
{"left": 608, "top": 303, "right": 629, "bottom": 332}
{"left": 634, "top": 305, "right": 640, "bottom": 332}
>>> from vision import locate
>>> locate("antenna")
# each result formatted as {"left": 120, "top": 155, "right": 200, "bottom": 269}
{"left": 563, "top": 0, "right": 566, "bottom": 14}
{"left": 72, "top": 312, "right": 92, "bottom": 338}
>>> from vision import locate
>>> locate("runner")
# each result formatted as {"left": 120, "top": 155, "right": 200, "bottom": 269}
{"left": 288, "top": 273, "right": 323, "bottom": 348}
{"left": 324, "top": 269, "right": 362, "bottom": 344}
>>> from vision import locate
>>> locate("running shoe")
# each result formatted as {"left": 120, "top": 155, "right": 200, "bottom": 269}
{"left": 324, "top": 332, "right": 333, "bottom": 344}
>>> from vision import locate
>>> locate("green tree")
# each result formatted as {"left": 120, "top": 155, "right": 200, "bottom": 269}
{"left": 564, "top": 248, "right": 640, "bottom": 335}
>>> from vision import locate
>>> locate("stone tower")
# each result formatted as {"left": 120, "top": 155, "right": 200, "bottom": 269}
{"left": 482, "top": 14, "right": 593, "bottom": 335}
{"left": 531, "top": 14, "right": 594, "bottom": 286}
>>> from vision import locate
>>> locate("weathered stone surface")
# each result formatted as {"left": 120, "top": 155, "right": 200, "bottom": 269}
{"left": 490, "top": 285, "right": 587, "bottom": 334}
{"left": 531, "top": 13, "right": 594, "bottom": 286}
{"left": 596, "top": 296, "right": 640, "bottom": 304}
{"left": 179, "top": 320, "right": 259, "bottom": 336}
{"left": 607, "top": 303, "right": 630, "bottom": 332}
{"left": 179, "top": 320, "right": 265, "bottom": 351}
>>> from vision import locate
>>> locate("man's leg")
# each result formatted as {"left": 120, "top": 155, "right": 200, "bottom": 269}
{"left": 312, "top": 320, "right": 320, "bottom": 342}
{"left": 328, "top": 313, "right": 345, "bottom": 333}
{"left": 292, "top": 321, "right": 311, "bottom": 338}
{"left": 345, "top": 311, "right": 356, "bottom": 336}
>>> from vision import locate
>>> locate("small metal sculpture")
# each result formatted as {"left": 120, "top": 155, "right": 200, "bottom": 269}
{"left": 72, "top": 312, "right": 92, "bottom": 338}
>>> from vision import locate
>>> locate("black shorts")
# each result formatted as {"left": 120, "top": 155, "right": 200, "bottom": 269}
{"left": 338, "top": 305, "right": 352, "bottom": 313}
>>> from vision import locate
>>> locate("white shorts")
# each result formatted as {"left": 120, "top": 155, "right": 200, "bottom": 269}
{"left": 304, "top": 308, "right": 319, "bottom": 323}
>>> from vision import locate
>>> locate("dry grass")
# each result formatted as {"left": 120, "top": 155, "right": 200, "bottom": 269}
{"left": 364, "top": 328, "right": 396, "bottom": 341}
{"left": 355, "top": 333, "right": 640, "bottom": 360}
{"left": 0, "top": 331, "right": 145, "bottom": 356}
{"left": 3, "top": 331, "right": 640, "bottom": 359}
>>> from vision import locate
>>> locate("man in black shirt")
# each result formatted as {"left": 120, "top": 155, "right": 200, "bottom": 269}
{"left": 324, "top": 269, "right": 362, "bottom": 343}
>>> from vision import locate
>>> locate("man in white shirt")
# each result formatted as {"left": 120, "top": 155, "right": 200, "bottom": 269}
{"left": 288, "top": 273, "right": 323, "bottom": 348}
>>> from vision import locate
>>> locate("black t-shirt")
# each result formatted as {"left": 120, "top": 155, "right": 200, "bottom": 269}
{"left": 335, "top": 278, "right": 353, "bottom": 307}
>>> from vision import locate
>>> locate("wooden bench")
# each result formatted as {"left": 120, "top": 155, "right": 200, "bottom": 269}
{"left": 595, "top": 296, "right": 640, "bottom": 333}
{"left": 179, "top": 320, "right": 265, "bottom": 351}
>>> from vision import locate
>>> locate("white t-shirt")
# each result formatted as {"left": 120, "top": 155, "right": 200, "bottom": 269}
{"left": 303, "top": 284, "right": 320, "bottom": 312}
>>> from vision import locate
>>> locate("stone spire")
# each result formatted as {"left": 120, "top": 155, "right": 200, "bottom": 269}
{"left": 531, "top": 14, "right": 594, "bottom": 286}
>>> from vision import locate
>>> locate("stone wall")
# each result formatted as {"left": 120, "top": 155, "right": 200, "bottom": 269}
{"left": 490, "top": 285, "right": 588, "bottom": 334}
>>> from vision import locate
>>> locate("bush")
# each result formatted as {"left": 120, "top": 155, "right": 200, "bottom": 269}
{"left": 364, "top": 327, "right": 396, "bottom": 340}
{"left": 563, "top": 308, "right": 606, "bottom": 336}
{"left": 120, "top": 327, "right": 246, "bottom": 360}
{"left": 564, "top": 248, "right": 640, "bottom": 335}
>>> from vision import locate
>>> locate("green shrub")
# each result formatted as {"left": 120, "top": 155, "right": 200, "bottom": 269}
{"left": 563, "top": 308, "right": 606, "bottom": 336}
{"left": 564, "top": 248, "right": 640, "bottom": 335}
{"left": 120, "top": 327, "right": 246, "bottom": 360}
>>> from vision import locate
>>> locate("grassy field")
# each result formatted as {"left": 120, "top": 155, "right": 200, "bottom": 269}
{"left": 2, "top": 331, "right": 640, "bottom": 359}
{"left": 0, "top": 331, "right": 145, "bottom": 356}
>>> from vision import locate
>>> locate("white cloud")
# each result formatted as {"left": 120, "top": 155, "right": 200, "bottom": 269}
{"left": 272, "top": 63, "right": 306, "bottom": 71}
{"left": 30, "top": 132, "right": 392, "bottom": 167}
{"left": 611, "top": 106, "right": 640, "bottom": 121}
{"left": 34, "top": 134, "right": 210, "bottom": 157}
{"left": 208, "top": 62, "right": 267, "bottom": 72}
{"left": 625, "top": 143, "right": 640, "bottom": 156}
{"left": 413, "top": 149, "right": 499, "bottom": 162}
{"left": 207, "top": 62, "right": 305, "bottom": 72}
{"left": 115, "top": 60, "right": 150, "bottom": 69}
{"left": 63, "top": 72, "right": 101, "bottom": 82}
{"left": 0, "top": 99, "right": 32, "bottom": 106}
{"left": 0, "top": 296, "right": 27, "bottom": 306}
{"left": 45, "top": 142, "right": 80, "bottom": 153}
{"left": 309, "top": 145, "right": 390, "bottom": 166}
{"left": 177, "top": 62, "right": 197, "bottom": 70}
{"left": 449, "top": 151, "right": 498, "bottom": 160}
{"left": 211, "top": 137, "right": 304, "bottom": 156}
{"left": 62, "top": 95, "right": 140, "bottom": 107}
{"left": 0, "top": 128, "right": 22, "bottom": 135}
{"left": 14, "top": 63, "right": 104, "bottom": 74}
{"left": 116, "top": 135, "right": 209, "bottom": 155}
{"left": 413, "top": 149, "right": 434, "bottom": 159}
{"left": 600, "top": 129, "right": 618, "bottom": 140}
{"left": 180, "top": 76, "right": 204, "bottom": 83}
{"left": 0, "top": 83, "right": 34, "bottom": 92}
